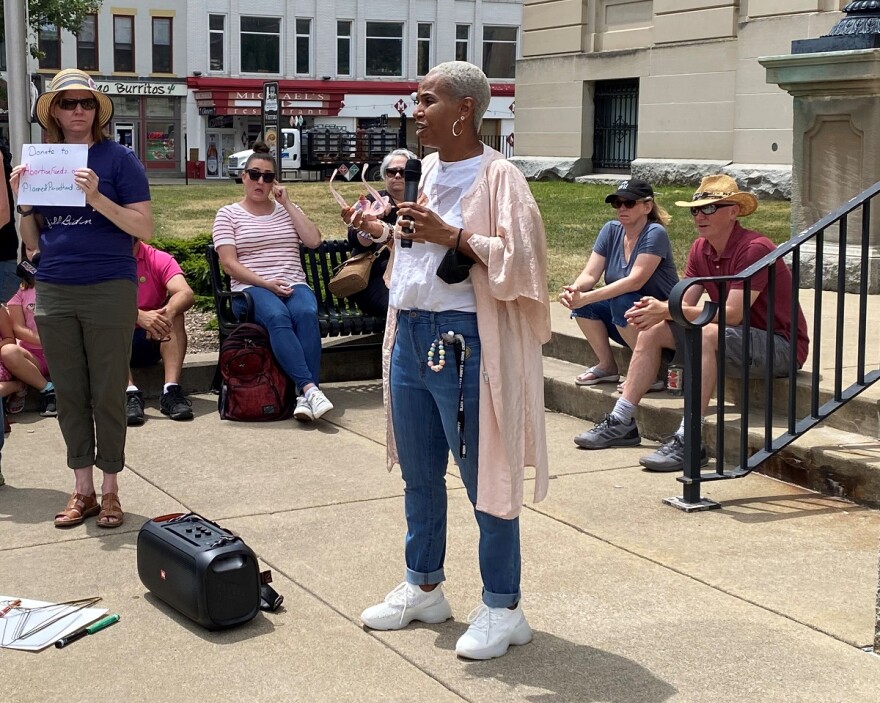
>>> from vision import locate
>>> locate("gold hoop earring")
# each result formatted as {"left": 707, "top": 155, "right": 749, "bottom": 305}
{"left": 452, "top": 118, "right": 464, "bottom": 138}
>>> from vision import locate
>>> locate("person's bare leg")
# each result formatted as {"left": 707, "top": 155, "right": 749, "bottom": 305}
{"left": 74, "top": 467, "right": 96, "bottom": 496}
{"left": 101, "top": 470, "right": 118, "bottom": 496}
{"left": 616, "top": 323, "right": 639, "bottom": 351}
{"left": 0, "top": 346, "right": 49, "bottom": 389}
{"left": 159, "top": 314, "right": 188, "bottom": 385}
{"left": 0, "top": 379, "right": 23, "bottom": 397}
{"left": 700, "top": 324, "right": 720, "bottom": 417}
{"left": 576, "top": 318, "right": 617, "bottom": 373}
{"left": 622, "top": 323, "right": 675, "bottom": 406}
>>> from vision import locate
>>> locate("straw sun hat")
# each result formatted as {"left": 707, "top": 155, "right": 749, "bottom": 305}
{"left": 674, "top": 174, "right": 758, "bottom": 217}
{"left": 34, "top": 69, "right": 114, "bottom": 130}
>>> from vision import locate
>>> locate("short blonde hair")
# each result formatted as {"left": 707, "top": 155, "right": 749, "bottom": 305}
{"left": 427, "top": 61, "right": 490, "bottom": 132}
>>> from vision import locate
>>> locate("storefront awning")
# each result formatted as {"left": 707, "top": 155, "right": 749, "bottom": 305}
{"left": 187, "top": 77, "right": 514, "bottom": 118}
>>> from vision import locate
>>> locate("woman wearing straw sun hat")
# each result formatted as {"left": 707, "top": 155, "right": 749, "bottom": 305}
{"left": 10, "top": 68, "right": 153, "bottom": 529}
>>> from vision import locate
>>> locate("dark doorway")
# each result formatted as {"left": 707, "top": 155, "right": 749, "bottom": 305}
{"left": 592, "top": 78, "right": 639, "bottom": 172}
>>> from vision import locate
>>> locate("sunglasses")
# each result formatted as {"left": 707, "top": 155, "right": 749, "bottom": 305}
{"left": 690, "top": 203, "right": 734, "bottom": 216}
{"left": 610, "top": 198, "right": 651, "bottom": 210}
{"left": 385, "top": 168, "right": 405, "bottom": 177}
{"left": 245, "top": 169, "right": 277, "bottom": 183}
{"left": 57, "top": 97, "right": 98, "bottom": 111}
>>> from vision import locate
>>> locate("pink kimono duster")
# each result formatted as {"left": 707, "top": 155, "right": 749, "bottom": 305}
{"left": 383, "top": 147, "right": 551, "bottom": 519}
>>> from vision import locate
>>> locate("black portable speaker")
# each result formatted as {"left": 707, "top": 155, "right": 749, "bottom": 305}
{"left": 137, "top": 513, "right": 261, "bottom": 630}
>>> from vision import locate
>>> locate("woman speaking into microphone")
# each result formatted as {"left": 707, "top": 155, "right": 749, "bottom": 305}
{"left": 352, "top": 62, "right": 551, "bottom": 660}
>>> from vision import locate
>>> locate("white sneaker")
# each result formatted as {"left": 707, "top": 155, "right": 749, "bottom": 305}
{"left": 454, "top": 603, "right": 533, "bottom": 660}
{"left": 308, "top": 389, "right": 334, "bottom": 420}
{"left": 293, "top": 396, "right": 314, "bottom": 422}
{"left": 361, "top": 582, "right": 453, "bottom": 631}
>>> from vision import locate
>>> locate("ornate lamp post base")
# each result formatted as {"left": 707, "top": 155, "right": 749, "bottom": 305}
{"left": 793, "top": 1, "right": 880, "bottom": 53}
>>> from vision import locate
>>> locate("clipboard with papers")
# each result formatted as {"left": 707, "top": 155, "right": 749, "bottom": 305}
{"left": 0, "top": 595, "right": 106, "bottom": 652}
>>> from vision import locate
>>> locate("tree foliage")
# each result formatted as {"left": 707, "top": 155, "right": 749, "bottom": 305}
{"left": 0, "top": 1, "right": 104, "bottom": 57}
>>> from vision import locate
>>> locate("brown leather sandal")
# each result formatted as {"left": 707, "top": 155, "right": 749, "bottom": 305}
{"left": 97, "top": 492, "right": 124, "bottom": 528}
{"left": 54, "top": 492, "right": 100, "bottom": 528}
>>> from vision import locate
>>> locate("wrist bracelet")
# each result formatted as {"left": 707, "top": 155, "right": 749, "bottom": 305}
{"left": 371, "top": 222, "right": 391, "bottom": 244}
{"left": 16, "top": 205, "right": 34, "bottom": 217}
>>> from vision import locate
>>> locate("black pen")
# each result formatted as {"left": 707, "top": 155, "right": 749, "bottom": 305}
{"left": 55, "top": 614, "right": 120, "bottom": 649}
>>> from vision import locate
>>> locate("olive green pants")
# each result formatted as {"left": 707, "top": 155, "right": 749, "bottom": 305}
{"left": 35, "top": 279, "right": 137, "bottom": 473}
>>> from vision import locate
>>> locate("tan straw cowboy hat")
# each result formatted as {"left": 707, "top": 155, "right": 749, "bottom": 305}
{"left": 674, "top": 174, "right": 758, "bottom": 217}
{"left": 34, "top": 69, "right": 114, "bottom": 130}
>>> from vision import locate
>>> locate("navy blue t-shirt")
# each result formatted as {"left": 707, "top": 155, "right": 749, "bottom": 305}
{"left": 35, "top": 140, "right": 150, "bottom": 285}
{"left": 593, "top": 220, "right": 679, "bottom": 300}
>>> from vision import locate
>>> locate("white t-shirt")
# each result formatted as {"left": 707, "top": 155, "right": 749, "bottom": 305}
{"left": 389, "top": 151, "right": 482, "bottom": 312}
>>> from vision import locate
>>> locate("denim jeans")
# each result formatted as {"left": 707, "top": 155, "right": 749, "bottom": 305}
{"left": 391, "top": 309, "right": 521, "bottom": 608}
{"left": 233, "top": 284, "right": 321, "bottom": 391}
{"left": 570, "top": 291, "right": 643, "bottom": 348}
{"left": 0, "top": 260, "right": 18, "bottom": 302}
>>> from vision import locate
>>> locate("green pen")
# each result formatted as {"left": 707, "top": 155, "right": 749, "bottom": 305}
{"left": 55, "top": 614, "right": 120, "bottom": 649}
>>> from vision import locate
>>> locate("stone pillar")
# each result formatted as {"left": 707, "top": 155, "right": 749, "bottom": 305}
{"left": 760, "top": 49, "right": 880, "bottom": 292}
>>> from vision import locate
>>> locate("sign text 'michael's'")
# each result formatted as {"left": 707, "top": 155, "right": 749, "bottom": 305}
{"left": 234, "top": 92, "right": 329, "bottom": 102}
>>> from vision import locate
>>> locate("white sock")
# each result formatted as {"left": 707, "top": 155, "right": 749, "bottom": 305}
{"left": 163, "top": 383, "right": 179, "bottom": 394}
{"left": 304, "top": 386, "right": 318, "bottom": 399}
{"left": 127, "top": 385, "right": 139, "bottom": 393}
{"left": 610, "top": 398, "right": 636, "bottom": 425}
{"left": 675, "top": 417, "right": 705, "bottom": 439}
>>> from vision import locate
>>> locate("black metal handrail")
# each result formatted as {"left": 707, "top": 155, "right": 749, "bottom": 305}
{"left": 665, "top": 180, "right": 880, "bottom": 511}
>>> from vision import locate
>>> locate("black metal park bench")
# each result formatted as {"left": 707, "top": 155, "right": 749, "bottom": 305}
{"left": 205, "top": 241, "right": 385, "bottom": 388}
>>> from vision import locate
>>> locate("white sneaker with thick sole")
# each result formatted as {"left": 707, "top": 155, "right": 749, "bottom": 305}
{"left": 308, "top": 389, "right": 334, "bottom": 420}
{"left": 293, "top": 396, "right": 314, "bottom": 422}
{"left": 361, "top": 582, "right": 453, "bottom": 630}
{"left": 455, "top": 603, "right": 533, "bottom": 660}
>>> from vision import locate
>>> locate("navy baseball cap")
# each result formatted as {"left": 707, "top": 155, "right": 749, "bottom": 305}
{"left": 604, "top": 179, "right": 654, "bottom": 203}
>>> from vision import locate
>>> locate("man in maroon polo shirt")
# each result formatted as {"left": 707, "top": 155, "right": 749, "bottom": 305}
{"left": 573, "top": 174, "right": 810, "bottom": 472}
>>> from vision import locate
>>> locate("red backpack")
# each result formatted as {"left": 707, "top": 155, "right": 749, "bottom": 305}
{"left": 218, "top": 323, "right": 292, "bottom": 421}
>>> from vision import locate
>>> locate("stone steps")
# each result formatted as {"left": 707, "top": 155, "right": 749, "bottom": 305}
{"left": 547, "top": 314, "right": 880, "bottom": 439}
{"left": 542, "top": 326, "right": 880, "bottom": 507}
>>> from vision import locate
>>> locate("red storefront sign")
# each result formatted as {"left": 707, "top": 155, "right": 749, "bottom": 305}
{"left": 188, "top": 77, "right": 514, "bottom": 118}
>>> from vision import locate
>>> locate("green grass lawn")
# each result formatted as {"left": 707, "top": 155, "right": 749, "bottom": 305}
{"left": 152, "top": 180, "right": 792, "bottom": 295}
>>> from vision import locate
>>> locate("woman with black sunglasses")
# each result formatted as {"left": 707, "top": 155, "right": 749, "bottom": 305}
{"left": 559, "top": 179, "right": 678, "bottom": 389}
{"left": 9, "top": 69, "right": 153, "bottom": 528}
{"left": 212, "top": 143, "right": 331, "bottom": 422}
{"left": 343, "top": 148, "right": 417, "bottom": 317}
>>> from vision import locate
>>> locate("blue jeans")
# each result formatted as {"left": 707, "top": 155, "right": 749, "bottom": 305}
{"left": 391, "top": 309, "right": 521, "bottom": 608}
{"left": 570, "top": 291, "right": 643, "bottom": 348}
{"left": 0, "top": 260, "right": 18, "bottom": 303}
{"left": 233, "top": 284, "right": 321, "bottom": 391}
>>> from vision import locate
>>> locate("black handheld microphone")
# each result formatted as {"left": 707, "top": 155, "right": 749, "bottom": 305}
{"left": 400, "top": 158, "right": 421, "bottom": 248}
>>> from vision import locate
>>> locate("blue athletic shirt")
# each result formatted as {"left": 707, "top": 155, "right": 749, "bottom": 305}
{"left": 593, "top": 220, "right": 679, "bottom": 300}
{"left": 35, "top": 140, "right": 151, "bottom": 285}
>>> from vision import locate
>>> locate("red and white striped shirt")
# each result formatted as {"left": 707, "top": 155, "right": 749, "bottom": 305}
{"left": 212, "top": 202, "right": 307, "bottom": 292}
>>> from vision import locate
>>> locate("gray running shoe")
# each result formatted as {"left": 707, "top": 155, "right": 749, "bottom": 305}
{"left": 640, "top": 434, "right": 709, "bottom": 472}
{"left": 574, "top": 413, "right": 641, "bottom": 449}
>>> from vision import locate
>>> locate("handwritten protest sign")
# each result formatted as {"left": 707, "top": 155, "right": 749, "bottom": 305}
{"left": 17, "top": 143, "right": 88, "bottom": 207}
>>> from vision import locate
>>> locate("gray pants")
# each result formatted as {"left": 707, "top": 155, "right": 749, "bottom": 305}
{"left": 35, "top": 279, "right": 137, "bottom": 473}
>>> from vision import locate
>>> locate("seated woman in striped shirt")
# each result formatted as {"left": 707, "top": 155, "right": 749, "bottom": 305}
{"left": 212, "top": 143, "right": 332, "bottom": 421}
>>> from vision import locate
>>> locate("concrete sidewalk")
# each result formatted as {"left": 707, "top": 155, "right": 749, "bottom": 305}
{"left": 1, "top": 383, "right": 879, "bottom": 701}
